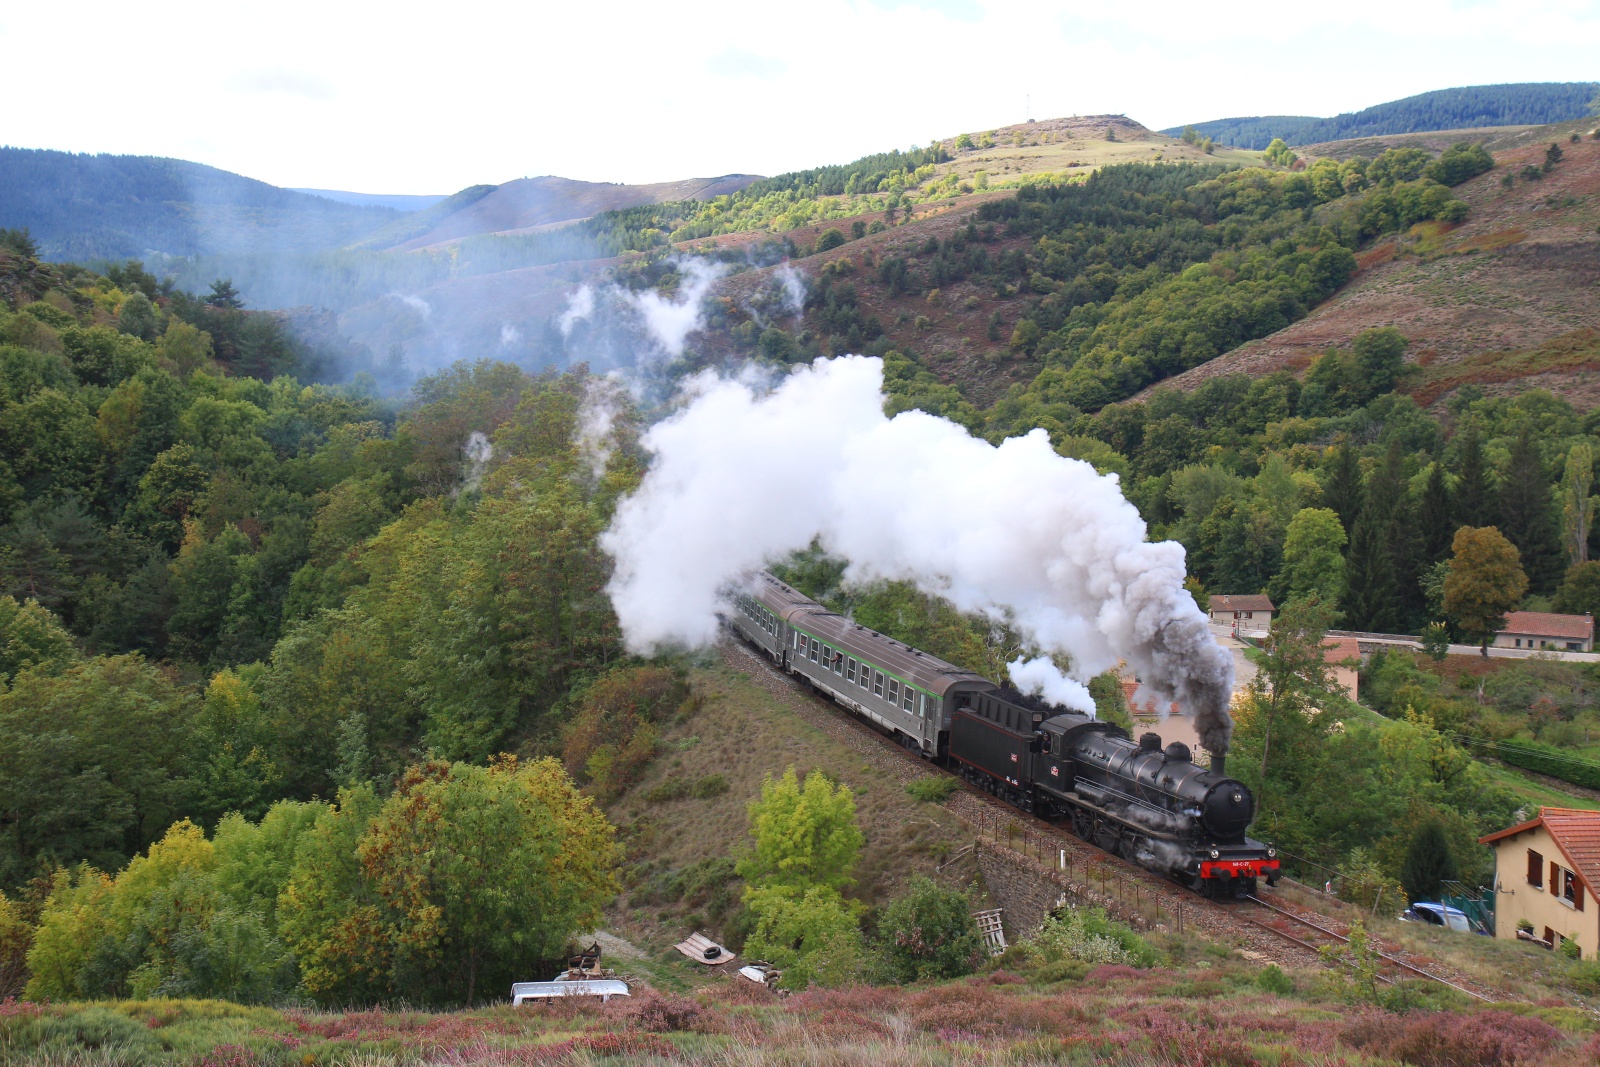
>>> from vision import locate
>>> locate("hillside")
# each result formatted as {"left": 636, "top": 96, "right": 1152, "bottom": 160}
{"left": 1168, "top": 82, "right": 1599, "bottom": 149}
{"left": 0, "top": 148, "right": 398, "bottom": 260}
{"left": 290, "top": 188, "right": 449, "bottom": 211}
{"left": 371, "top": 174, "right": 764, "bottom": 252}
{"left": 1142, "top": 128, "right": 1600, "bottom": 408}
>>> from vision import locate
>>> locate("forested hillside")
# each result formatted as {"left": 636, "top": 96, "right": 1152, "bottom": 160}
{"left": 0, "top": 149, "right": 397, "bottom": 261}
{"left": 698, "top": 143, "right": 1493, "bottom": 412}
{"left": 1169, "top": 82, "right": 1599, "bottom": 149}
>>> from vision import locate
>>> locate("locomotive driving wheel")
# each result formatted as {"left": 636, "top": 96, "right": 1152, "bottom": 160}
{"left": 1071, "top": 809, "right": 1093, "bottom": 841}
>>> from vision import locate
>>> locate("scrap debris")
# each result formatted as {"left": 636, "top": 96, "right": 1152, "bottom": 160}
{"left": 674, "top": 931, "right": 736, "bottom": 965}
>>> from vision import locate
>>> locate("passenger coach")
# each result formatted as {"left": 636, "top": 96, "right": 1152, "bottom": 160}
{"left": 727, "top": 573, "right": 993, "bottom": 757}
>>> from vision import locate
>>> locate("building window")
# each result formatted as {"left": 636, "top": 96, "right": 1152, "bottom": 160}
{"left": 1244, "top": 611, "right": 1253, "bottom": 619}
{"left": 873, "top": 671, "right": 884, "bottom": 697}
{"left": 1570, "top": 642, "right": 1583, "bottom": 652}
{"left": 1529, "top": 849, "right": 1545, "bottom": 888}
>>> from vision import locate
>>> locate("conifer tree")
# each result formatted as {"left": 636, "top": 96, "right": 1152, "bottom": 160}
{"left": 1324, "top": 440, "right": 1363, "bottom": 538}
{"left": 1499, "top": 425, "right": 1562, "bottom": 593}
{"left": 1453, "top": 424, "right": 1495, "bottom": 529}
{"left": 1343, "top": 446, "right": 1412, "bottom": 632}
{"left": 1400, "top": 820, "right": 1458, "bottom": 904}
{"left": 1419, "top": 461, "right": 1455, "bottom": 565}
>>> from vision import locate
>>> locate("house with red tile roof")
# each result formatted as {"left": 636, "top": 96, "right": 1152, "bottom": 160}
{"left": 1208, "top": 594, "right": 1275, "bottom": 633}
{"left": 1494, "top": 611, "right": 1594, "bottom": 653}
{"left": 1481, "top": 807, "right": 1600, "bottom": 958}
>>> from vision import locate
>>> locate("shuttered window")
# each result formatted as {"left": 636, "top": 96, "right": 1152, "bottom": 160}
{"left": 1529, "top": 849, "right": 1544, "bottom": 887}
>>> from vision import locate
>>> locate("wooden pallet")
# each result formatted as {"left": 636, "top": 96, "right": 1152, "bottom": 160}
{"left": 972, "top": 908, "right": 1007, "bottom": 956}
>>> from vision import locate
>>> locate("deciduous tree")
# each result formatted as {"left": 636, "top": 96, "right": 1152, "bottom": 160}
{"left": 1443, "top": 526, "right": 1527, "bottom": 655}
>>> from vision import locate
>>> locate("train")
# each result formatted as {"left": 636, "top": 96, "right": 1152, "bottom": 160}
{"left": 727, "top": 572, "right": 1280, "bottom": 898}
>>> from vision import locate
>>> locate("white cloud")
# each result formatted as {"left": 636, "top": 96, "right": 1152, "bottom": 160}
{"left": 2, "top": 0, "right": 1594, "bottom": 192}
{"left": 705, "top": 47, "right": 787, "bottom": 79}
{"left": 228, "top": 67, "right": 334, "bottom": 101}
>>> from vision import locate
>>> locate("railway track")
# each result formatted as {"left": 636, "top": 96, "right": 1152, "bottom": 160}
{"left": 719, "top": 634, "right": 1512, "bottom": 1001}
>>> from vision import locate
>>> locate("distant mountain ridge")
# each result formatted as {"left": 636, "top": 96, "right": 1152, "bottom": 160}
{"left": 0, "top": 146, "right": 765, "bottom": 264}
{"left": 292, "top": 189, "right": 449, "bottom": 212}
{"left": 368, "top": 174, "right": 765, "bottom": 252}
{"left": 1166, "top": 82, "right": 1599, "bottom": 149}
{"left": 0, "top": 147, "right": 397, "bottom": 261}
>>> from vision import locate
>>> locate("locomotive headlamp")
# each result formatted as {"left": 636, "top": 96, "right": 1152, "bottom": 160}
{"left": 1267, "top": 847, "right": 1276, "bottom": 858}
{"left": 1209, "top": 847, "right": 1220, "bottom": 859}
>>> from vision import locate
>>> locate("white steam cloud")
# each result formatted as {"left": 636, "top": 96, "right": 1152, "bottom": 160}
{"left": 499, "top": 323, "right": 522, "bottom": 347}
{"left": 1007, "top": 656, "right": 1095, "bottom": 715}
{"left": 600, "top": 356, "right": 1236, "bottom": 754}
{"left": 559, "top": 285, "right": 595, "bottom": 337}
{"left": 558, "top": 258, "right": 727, "bottom": 359}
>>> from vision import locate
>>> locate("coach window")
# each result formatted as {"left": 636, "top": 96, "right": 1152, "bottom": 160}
{"left": 887, "top": 679, "right": 899, "bottom": 705}
{"left": 833, "top": 651, "right": 844, "bottom": 675}
{"left": 905, "top": 688, "right": 915, "bottom": 712}
{"left": 873, "top": 671, "right": 885, "bottom": 697}
{"left": 859, "top": 665, "right": 871, "bottom": 690}
{"left": 846, "top": 658, "right": 857, "bottom": 682}
{"left": 811, "top": 642, "right": 821, "bottom": 663}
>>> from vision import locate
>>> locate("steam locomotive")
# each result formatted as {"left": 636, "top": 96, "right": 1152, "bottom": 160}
{"left": 727, "top": 572, "right": 1280, "bottom": 898}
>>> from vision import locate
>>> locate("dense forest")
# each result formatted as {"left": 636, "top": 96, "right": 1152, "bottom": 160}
{"left": 1170, "top": 82, "right": 1600, "bottom": 149}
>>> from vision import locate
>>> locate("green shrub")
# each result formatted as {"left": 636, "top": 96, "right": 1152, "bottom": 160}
{"left": 690, "top": 774, "right": 729, "bottom": 799}
{"left": 644, "top": 776, "right": 691, "bottom": 803}
{"left": 905, "top": 776, "right": 959, "bottom": 803}
{"left": 874, "top": 876, "right": 986, "bottom": 982}
{"left": 1029, "top": 906, "right": 1159, "bottom": 968}
{"left": 1257, "top": 964, "right": 1294, "bottom": 994}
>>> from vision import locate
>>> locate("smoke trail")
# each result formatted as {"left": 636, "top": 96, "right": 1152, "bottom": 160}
{"left": 576, "top": 374, "right": 627, "bottom": 483}
{"left": 460, "top": 431, "right": 493, "bottom": 494}
{"left": 558, "top": 258, "right": 726, "bottom": 359}
{"left": 600, "top": 355, "right": 1235, "bottom": 754}
{"left": 774, "top": 262, "right": 806, "bottom": 317}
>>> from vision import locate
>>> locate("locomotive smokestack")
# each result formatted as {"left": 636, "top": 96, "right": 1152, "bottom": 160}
{"left": 1212, "top": 754, "right": 1227, "bottom": 777}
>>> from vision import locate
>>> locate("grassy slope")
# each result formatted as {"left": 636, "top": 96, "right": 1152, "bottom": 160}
{"left": 1140, "top": 126, "right": 1600, "bottom": 408}
{"left": 597, "top": 656, "right": 981, "bottom": 964}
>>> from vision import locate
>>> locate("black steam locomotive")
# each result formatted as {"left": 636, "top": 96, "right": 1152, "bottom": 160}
{"left": 727, "top": 572, "right": 1279, "bottom": 898}
{"left": 950, "top": 688, "right": 1279, "bottom": 898}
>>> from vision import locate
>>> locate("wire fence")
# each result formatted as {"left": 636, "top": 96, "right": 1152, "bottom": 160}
{"left": 969, "top": 805, "right": 1188, "bottom": 936}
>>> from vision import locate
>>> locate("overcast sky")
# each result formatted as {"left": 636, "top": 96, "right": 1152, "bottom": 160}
{"left": 5, "top": 0, "right": 1596, "bottom": 194}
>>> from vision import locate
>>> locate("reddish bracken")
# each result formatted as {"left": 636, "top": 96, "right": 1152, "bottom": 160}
{"left": 1341, "top": 1010, "right": 1563, "bottom": 1067}
{"left": 0, "top": 998, "right": 43, "bottom": 1019}
{"left": 625, "top": 991, "right": 720, "bottom": 1034}
{"left": 1085, "top": 964, "right": 1145, "bottom": 983}
{"left": 192, "top": 1045, "right": 256, "bottom": 1067}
